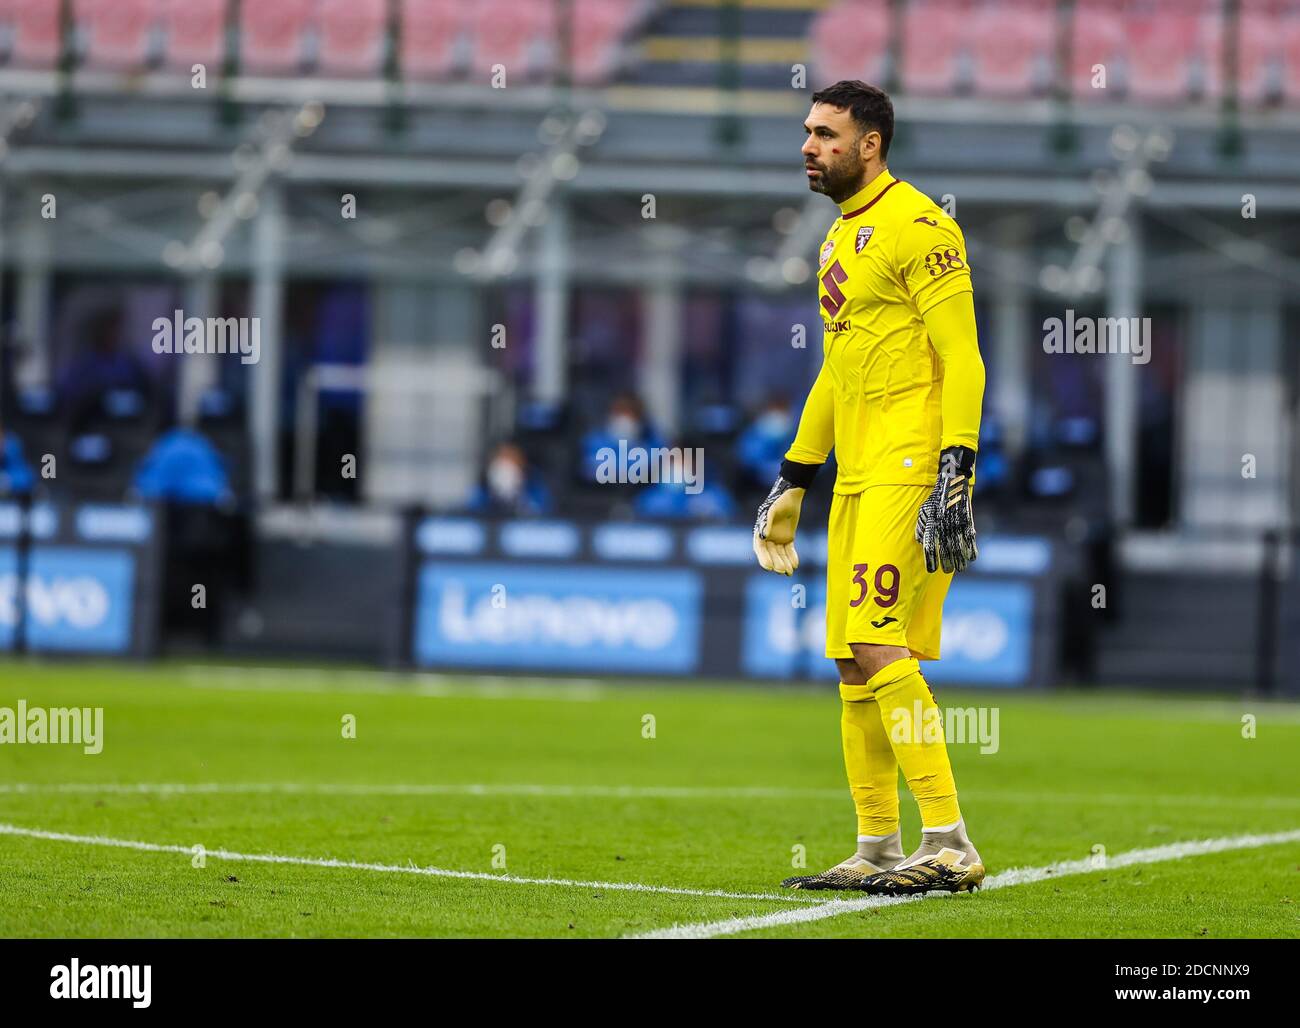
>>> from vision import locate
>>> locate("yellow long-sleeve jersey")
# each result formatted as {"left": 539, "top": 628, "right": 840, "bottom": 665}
{"left": 784, "top": 169, "right": 985, "bottom": 494}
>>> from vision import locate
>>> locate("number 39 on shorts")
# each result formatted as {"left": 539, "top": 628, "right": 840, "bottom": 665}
{"left": 849, "top": 563, "right": 901, "bottom": 608}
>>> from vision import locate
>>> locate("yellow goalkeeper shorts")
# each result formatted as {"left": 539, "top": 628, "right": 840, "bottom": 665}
{"left": 824, "top": 484, "right": 952, "bottom": 661}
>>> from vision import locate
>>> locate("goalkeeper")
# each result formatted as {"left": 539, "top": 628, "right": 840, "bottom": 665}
{"left": 753, "top": 80, "right": 987, "bottom": 896}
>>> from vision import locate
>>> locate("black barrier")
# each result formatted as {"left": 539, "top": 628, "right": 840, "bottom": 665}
{"left": 1260, "top": 528, "right": 1300, "bottom": 697}
{"left": 398, "top": 515, "right": 1060, "bottom": 687}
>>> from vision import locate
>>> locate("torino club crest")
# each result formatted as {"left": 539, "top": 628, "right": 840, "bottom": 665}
{"left": 855, "top": 226, "right": 874, "bottom": 253}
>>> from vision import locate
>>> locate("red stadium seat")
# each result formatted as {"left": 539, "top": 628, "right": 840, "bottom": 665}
{"left": 1070, "top": 0, "right": 1126, "bottom": 99}
{"left": 1, "top": 0, "right": 64, "bottom": 68}
{"left": 1124, "top": 0, "right": 1221, "bottom": 104}
{"left": 969, "top": 0, "right": 1055, "bottom": 98}
{"left": 900, "top": 0, "right": 970, "bottom": 96}
{"left": 569, "top": 0, "right": 636, "bottom": 85}
{"left": 809, "top": 0, "right": 891, "bottom": 89}
{"left": 1237, "top": 0, "right": 1300, "bottom": 106}
{"left": 1282, "top": 6, "right": 1300, "bottom": 104}
{"left": 240, "top": 0, "right": 314, "bottom": 76}
{"left": 1236, "top": 0, "right": 1283, "bottom": 105}
{"left": 468, "top": 0, "right": 557, "bottom": 82}
{"left": 400, "top": 0, "right": 466, "bottom": 81}
{"left": 318, "top": 0, "right": 387, "bottom": 77}
{"left": 160, "top": 0, "right": 227, "bottom": 73}
{"left": 76, "top": 0, "right": 157, "bottom": 71}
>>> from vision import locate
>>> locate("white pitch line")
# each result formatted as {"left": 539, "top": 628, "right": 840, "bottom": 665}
{"left": 0, "top": 782, "right": 843, "bottom": 800}
{"left": 179, "top": 667, "right": 606, "bottom": 702}
{"left": 0, "top": 822, "right": 822, "bottom": 906}
{"left": 627, "top": 828, "right": 1300, "bottom": 939}
{"left": 2, "top": 782, "right": 1299, "bottom": 809}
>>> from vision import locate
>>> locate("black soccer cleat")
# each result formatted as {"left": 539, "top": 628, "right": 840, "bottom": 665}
{"left": 851, "top": 848, "right": 985, "bottom": 895}
{"left": 782, "top": 855, "right": 893, "bottom": 891}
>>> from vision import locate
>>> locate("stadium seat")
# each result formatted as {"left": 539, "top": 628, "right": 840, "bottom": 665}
{"left": 160, "top": 0, "right": 227, "bottom": 73}
{"left": 1070, "top": 0, "right": 1126, "bottom": 99}
{"left": 467, "top": 0, "right": 557, "bottom": 82}
{"left": 318, "top": 0, "right": 387, "bottom": 77}
{"left": 1236, "top": 0, "right": 1284, "bottom": 105}
{"left": 569, "top": 0, "right": 637, "bottom": 85}
{"left": 1124, "top": 0, "right": 1222, "bottom": 104}
{"left": 969, "top": 0, "right": 1055, "bottom": 98}
{"left": 808, "top": 0, "right": 891, "bottom": 90}
{"left": 399, "top": 0, "right": 466, "bottom": 80}
{"left": 0, "top": 0, "right": 64, "bottom": 68}
{"left": 75, "top": 0, "right": 158, "bottom": 71}
{"left": 1200, "top": 1, "right": 1229, "bottom": 101}
{"left": 239, "top": 0, "right": 314, "bottom": 76}
{"left": 1284, "top": 7, "right": 1300, "bottom": 104}
{"left": 1241, "top": 0, "right": 1300, "bottom": 106}
{"left": 900, "top": 0, "right": 970, "bottom": 96}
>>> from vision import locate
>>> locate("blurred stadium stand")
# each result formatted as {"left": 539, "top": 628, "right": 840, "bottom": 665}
{"left": 0, "top": 0, "right": 1296, "bottom": 691}
{"left": 0, "top": 1, "right": 1293, "bottom": 105}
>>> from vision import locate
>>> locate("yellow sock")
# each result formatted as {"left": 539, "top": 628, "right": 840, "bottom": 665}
{"left": 866, "top": 658, "right": 962, "bottom": 829}
{"left": 839, "top": 682, "right": 900, "bottom": 837}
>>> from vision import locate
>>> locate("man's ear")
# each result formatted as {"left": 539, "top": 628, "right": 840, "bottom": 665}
{"left": 859, "top": 130, "right": 881, "bottom": 163}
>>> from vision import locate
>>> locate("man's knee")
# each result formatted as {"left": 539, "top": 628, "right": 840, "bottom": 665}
{"left": 849, "top": 642, "right": 911, "bottom": 682}
{"left": 836, "top": 657, "right": 866, "bottom": 685}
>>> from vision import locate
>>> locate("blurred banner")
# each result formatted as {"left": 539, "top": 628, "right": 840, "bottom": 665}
{"left": 404, "top": 516, "right": 1059, "bottom": 686}
{"left": 0, "top": 500, "right": 161, "bottom": 656}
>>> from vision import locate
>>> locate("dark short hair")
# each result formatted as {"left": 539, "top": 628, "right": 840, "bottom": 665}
{"left": 810, "top": 80, "right": 894, "bottom": 161}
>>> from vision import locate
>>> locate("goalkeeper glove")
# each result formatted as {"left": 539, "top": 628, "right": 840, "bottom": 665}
{"left": 915, "top": 445, "right": 978, "bottom": 574}
{"left": 753, "top": 476, "right": 806, "bottom": 576}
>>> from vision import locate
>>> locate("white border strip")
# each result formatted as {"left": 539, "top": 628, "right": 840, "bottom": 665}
{"left": 627, "top": 829, "right": 1300, "bottom": 938}
{"left": 0, "top": 822, "right": 819, "bottom": 906}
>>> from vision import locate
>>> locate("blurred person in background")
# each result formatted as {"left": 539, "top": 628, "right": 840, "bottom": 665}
{"left": 580, "top": 393, "right": 665, "bottom": 482}
{"left": 57, "top": 306, "right": 152, "bottom": 434}
{"left": 633, "top": 442, "right": 737, "bottom": 522}
{"left": 969, "top": 415, "right": 1011, "bottom": 525}
{"left": 310, "top": 285, "right": 368, "bottom": 501}
{"left": 1022, "top": 415, "right": 1114, "bottom": 682}
{"left": 735, "top": 394, "right": 796, "bottom": 490}
{"left": 0, "top": 427, "right": 35, "bottom": 497}
{"left": 132, "top": 422, "right": 233, "bottom": 509}
{"left": 467, "top": 441, "right": 553, "bottom": 517}
{"left": 132, "top": 414, "right": 242, "bottom": 649}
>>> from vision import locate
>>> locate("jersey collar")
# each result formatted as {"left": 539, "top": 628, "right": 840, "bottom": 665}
{"left": 837, "top": 170, "right": 898, "bottom": 220}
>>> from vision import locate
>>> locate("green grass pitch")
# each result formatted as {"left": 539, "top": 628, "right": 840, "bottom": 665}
{"left": 0, "top": 660, "right": 1296, "bottom": 939}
